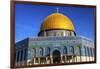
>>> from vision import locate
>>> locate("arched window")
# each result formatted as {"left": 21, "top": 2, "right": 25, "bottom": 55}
{"left": 69, "top": 31, "right": 72, "bottom": 36}
{"left": 68, "top": 31, "right": 70, "bottom": 36}
{"left": 46, "top": 47, "right": 50, "bottom": 56}
{"left": 84, "top": 46, "right": 86, "bottom": 56}
{"left": 92, "top": 48, "right": 94, "bottom": 57}
{"left": 75, "top": 45, "right": 80, "bottom": 56}
{"left": 61, "top": 32, "right": 64, "bottom": 36}
{"left": 54, "top": 32, "right": 56, "bottom": 36}
{"left": 69, "top": 46, "right": 74, "bottom": 55}
{"left": 24, "top": 48, "right": 27, "bottom": 61}
{"left": 90, "top": 48, "right": 93, "bottom": 57}
{"left": 87, "top": 47, "right": 90, "bottom": 57}
{"left": 32, "top": 48, "right": 36, "bottom": 56}
{"left": 17, "top": 51, "right": 20, "bottom": 62}
{"left": 20, "top": 50, "right": 23, "bottom": 61}
{"left": 63, "top": 46, "right": 67, "bottom": 54}
{"left": 39, "top": 48, "right": 43, "bottom": 56}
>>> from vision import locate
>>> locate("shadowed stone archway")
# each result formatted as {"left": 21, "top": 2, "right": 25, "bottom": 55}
{"left": 52, "top": 50, "right": 61, "bottom": 64}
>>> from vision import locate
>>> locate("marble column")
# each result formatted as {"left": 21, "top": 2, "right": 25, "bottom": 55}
{"left": 72, "top": 56, "right": 74, "bottom": 62}
{"left": 22, "top": 50, "right": 24, "bottom": 65}
{"left": 33, "top": 58, "right": 35, "bottom": 64}
{"left": 43, "top": 48, "right": 45, "bottom": 56}
{"left": 18, "top": 50, "right": 21, "bottom": 66}
{"left": 61, "top": 55, "right": 63, "bottom": 63}
{"left": 38, "top": 58, "right": 40, "bottom": 64}
{"left": 50, "top": 56, "right": 53, "bottom": 64}
{"left": 65, "top": 56, "right": 67, "bottom": 63}
{"left": 15, "top": 51, "right": 18, "bottom": 66}
{"left": 46, "top": 57, "right": 48, "bottom": 64}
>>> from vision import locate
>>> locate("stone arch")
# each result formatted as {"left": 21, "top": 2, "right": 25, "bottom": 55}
{"left": 69, "top": 46, "right": 74, "bottom": 55}
{"left": 90, "top": 48, "right": 93, "bottom": 57}
{"left": 32, "top": 48, "right": 36, "bottom": 57}
{"left": 63, "top": 46, "right": 67, "bottom": 55}
{"left": 45, "top": 47, "right": 50, "bottom": 56}
{"left": 87, "top": 47, "right": 90, "bottom": 57}
{"left": 83, "top": 46, "right": 87, "bottom": 56}
{"left": 52, "top": 50, "right": 61, "bottom": 64}
{"left": 39, "top": 47, "right": 43, "bottom": 56}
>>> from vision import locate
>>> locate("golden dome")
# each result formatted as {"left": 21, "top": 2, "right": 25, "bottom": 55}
{"left": 40, "top": 13, "right": 75, "bottom": 31}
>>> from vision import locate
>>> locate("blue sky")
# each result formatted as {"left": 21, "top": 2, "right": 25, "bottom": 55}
{"left": 15, "top": 4, "right": 95, "bottom": 42}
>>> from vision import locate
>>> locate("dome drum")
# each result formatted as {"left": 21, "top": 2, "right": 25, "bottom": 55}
{"left": 38, "top": 29, "right": 76, "bottom": 37}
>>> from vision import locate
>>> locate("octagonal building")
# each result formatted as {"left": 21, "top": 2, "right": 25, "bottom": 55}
{"left": 15, "top": 12, "right": 94, "bottom": 66}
